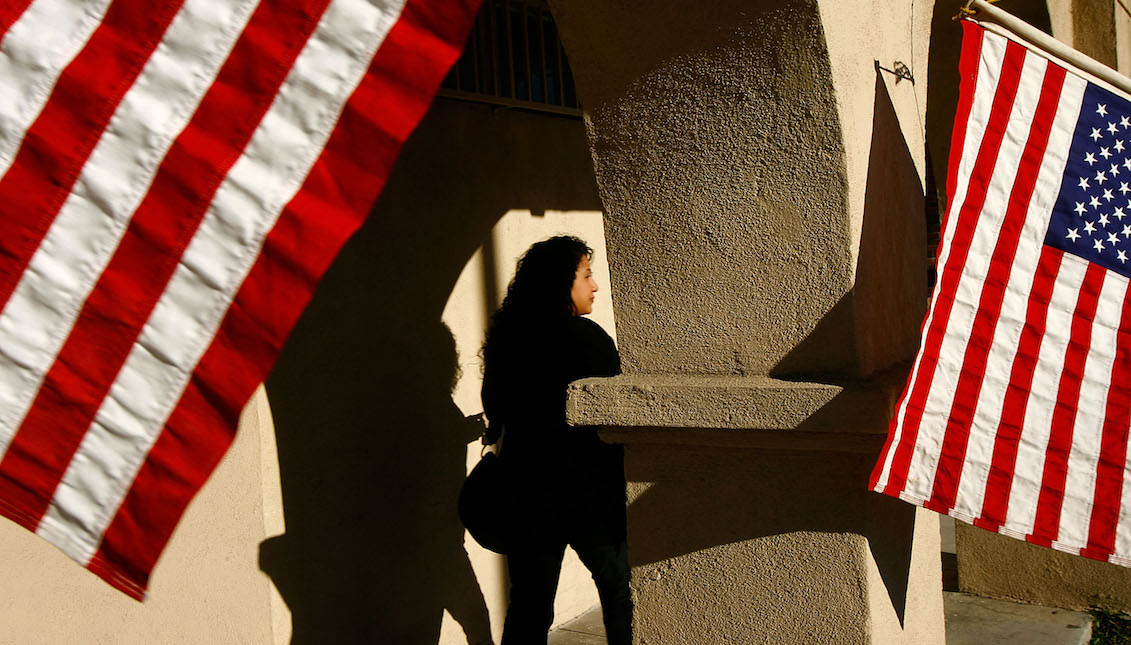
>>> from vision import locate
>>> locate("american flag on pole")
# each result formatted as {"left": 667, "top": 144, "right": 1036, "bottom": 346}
{"left": 871, "top": 20, "right": 1131, "bottom": 567}
{"left": 0, "top": 0, "right": 478, "bottom": 598}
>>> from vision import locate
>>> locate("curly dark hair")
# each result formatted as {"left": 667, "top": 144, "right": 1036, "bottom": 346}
{"left": 482, "top": 235, "right": 593, "bottom": 362}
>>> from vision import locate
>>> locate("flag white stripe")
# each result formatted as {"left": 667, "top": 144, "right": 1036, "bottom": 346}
{"left": 1003, "top": 254, "right": 1089, "bottom": 535}
{"left": 1056, "top": 274, "right": 1127, "bottom": 547}
{"left": 1115, "top": 456, "right": 1131, "bottom": 562}
{"left": 952, "top": 74, "right": 1088, "bottom": 516}
{"left": 875, "top": 32, "right": 1008, "bottom": 491}
{"left": 0, "top": 0, "right": 261, "bottom": 455}
{"left": 937, "top": 31, "right": 1011, "bottom": 273}
{"left": 0, "top": 0, "right": 113, "bottom": 176}
{"left": 905, "top": 51, "right": 1050, "bottom": 499}
{"left": 38, "top": 0, "right": 409, "bottom": 562}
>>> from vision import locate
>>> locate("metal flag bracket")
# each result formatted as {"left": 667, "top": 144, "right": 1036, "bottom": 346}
{"left": 876, "top": 60, "right": 915, "bottom": 84}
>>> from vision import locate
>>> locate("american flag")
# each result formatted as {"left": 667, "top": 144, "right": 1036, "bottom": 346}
{"left": 871, "top": 21, "right": 1131, "bottom": 567}
{"left": 0, "top": 0, "right": 477, "bottom": 598}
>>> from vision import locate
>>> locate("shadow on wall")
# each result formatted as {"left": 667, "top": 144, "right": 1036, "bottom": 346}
{"left": 626, "top": 70, "right": 926, "bottom": 624}
{"left": 259, "top": 99, "right": 602, "bottom": 643}
{"left": 773, "top": 68, "right": 926, "bottom": 381}
{"left": 926, "top": 0, "right": 1052, "bottom": 218}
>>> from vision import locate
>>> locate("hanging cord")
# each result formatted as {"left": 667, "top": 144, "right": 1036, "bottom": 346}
{"left": 955, "top": 0, "right": 999, "bottom": 21}
{"left": 1118, "top": 0, "right": 1131, "bottom": 20}
{"left": 910, "top": 0, "right": 925, "bottom": 139}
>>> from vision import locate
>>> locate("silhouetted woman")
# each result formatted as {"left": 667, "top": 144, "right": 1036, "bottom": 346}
{"left": 481, "top": 235, "right": 631, "bottom": 645}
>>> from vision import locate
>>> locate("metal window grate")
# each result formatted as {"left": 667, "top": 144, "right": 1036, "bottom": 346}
{"left": 439, "top": 0, "right": 581, "bottom": 116}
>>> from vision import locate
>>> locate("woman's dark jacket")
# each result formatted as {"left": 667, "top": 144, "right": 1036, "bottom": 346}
{"left": 481, "top": 316, "right": 623, "bottom": 546}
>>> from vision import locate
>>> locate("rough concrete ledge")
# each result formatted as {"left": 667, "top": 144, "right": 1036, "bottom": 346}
{"left": 566, "top": 374, "right": 901, "bottom": 444}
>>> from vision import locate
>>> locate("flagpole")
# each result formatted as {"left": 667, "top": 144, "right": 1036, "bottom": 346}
{"left": 964, "top": 0, "right": 1131, "bottom": 96}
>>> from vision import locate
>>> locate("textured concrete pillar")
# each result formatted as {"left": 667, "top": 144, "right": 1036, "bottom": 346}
{"left": 551, "top": 0, "right": 944, "bottom": 642}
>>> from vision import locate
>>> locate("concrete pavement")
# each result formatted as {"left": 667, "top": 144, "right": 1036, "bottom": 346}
{"left": 547, "top": 593, "right": 1094, "bottom": 645}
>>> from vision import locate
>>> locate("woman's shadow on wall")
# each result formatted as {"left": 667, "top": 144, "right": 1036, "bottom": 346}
{"left": 262, "top": 311, "right": 489, "bottom": 643}
{"left": 258, "top": 99, "right": 602, "bottom": 643}
{"left": 262, "top": 308, "right": 490, "bottom": 643}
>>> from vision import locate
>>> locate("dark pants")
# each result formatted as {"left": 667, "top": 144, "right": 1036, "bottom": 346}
{"left": 501, "top": 540, "right": 632, "bottom": 645}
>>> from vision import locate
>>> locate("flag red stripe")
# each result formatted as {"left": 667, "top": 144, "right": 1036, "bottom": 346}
{"left": 0, "top": 0, "right": 182, "bottom": 309}
{"left": 870, "top": 24, "right": 987, "bottom": 491}
{"left": 976, "top": 246, "right": 1064, "bottom": 529}
{"left": 89, "top": 0, "right": 480, "bottom": 597}
{"left": 926, "top": 63, "right": 1067, "bottom": 514}
{"left": 883, "top": 40, "right": 1028, "bottom": 496}
{"left": 0, "top": 0, "right": 332, "bottom": 527}
{"left": 1081, "top": 288, "right": 1131, "bottom": 559}
{"left": 0, "top": 0, "right": 35, "bottom": 41}
{"left": 1028, "top": 261, "right": 1107, "bottom": 545}
{"left": 943, "top": 20, "right": 988, "bottom": 223}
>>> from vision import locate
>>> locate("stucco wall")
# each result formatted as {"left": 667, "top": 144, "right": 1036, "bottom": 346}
{"left": 550, "top": 0, "right": 940, "bottom": 642}
{"left": 620, "top": 444, "right": 942, "bottom": 645}
{"left": 0, "top": 386, "right": 279, "bottom": 644}
{"left": 550, "top": 0, "right": 927, "bottom": 381}
{"left": 550, "top": 0, "right": 858, "bottom": 379}
{"left": 817, "top": 0, "right": 932, "bottom": 377}
{"left": 1119, "top": 1, "right": 1131, "bottom": 75}
{"left": 955, "top": 521, "right": 1131, "bottom": 613}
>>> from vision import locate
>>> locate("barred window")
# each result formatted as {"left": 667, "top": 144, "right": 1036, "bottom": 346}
{"left": 439, "top": 0, "right": 580, "bottom": 116}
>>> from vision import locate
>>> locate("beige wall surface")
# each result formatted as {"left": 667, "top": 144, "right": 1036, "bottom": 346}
{"left": 1119, "top": 0, "right": 1131, "bottom": 75}
{"left": 956, "top": 521, "right": 1131, "bottom": 613}
{"left": 549, "top": 0, "right": 942, "bottom": 641}
{"left": 0, "top": 387, "right": 278, "bottom": 645}
{"left": 621, "top": 444, "right": 943, "bottom": 645}
{"left": 551, "top": 0, "right": 928, "bottom": 382}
